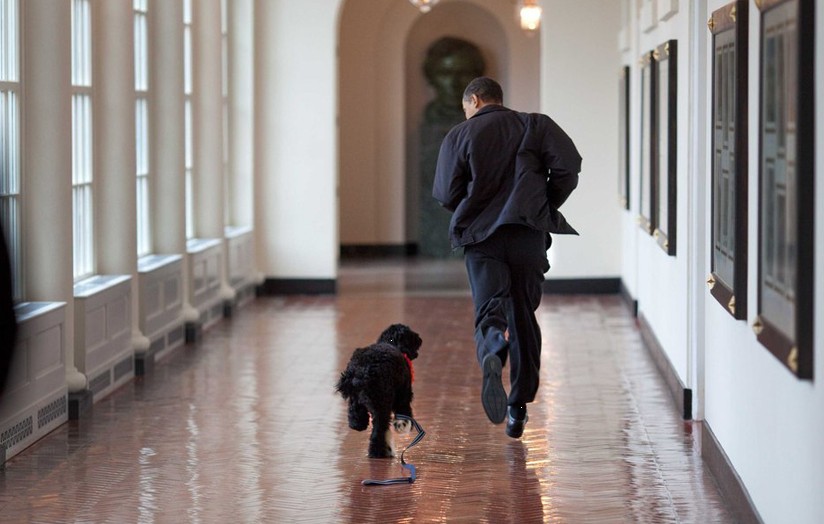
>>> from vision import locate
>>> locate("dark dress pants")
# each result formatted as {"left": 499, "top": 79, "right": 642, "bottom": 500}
{"left": 463, "top": 224, "right": 549, "bottom": 406}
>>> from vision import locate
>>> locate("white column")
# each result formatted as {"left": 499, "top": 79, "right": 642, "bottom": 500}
{"left": 228, "top": 0, "right": 254, "bottom": 229}
{"left": 687, "top": 0, "right": 708, "bottom": 421}
{"left": 150, "top": 0, "right": 197, "bottom": 321}
{"left": 150, "top": 0, "right": 185, "bottom": 254}
{"left": 23, "top": 0, "right": 86, "bottom": 392}
{"left": 193, "top": 0, "right": 233, "bottom": 301}
{"left": 254, "top": 0, "right": 339, "bottom": 281}
{"left": 93, "top": 0, "right": 148, "bottom": 353}
{"left": 193, "top": 0, "right": 223, "bottom": 239}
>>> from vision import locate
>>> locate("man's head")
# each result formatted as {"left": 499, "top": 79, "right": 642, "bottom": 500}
{"left": 462, "top": 77, "right": 503, "bottom": 119}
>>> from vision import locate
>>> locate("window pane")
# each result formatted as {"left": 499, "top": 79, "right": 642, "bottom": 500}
{"left": 134, "top": 12, "right": 148, "bottom": 91}
{"left": 184, "top": 26, "right": 192, "bottom": 95}
{"left": 1, "top": 0, "right": 20, "bottom": 82}
{"left": 185, "top": 169, "right": 194, "bottom": 239}
{"left": 185, "top": 99, "right": 193, "bottom": 169}
{"left": 0, "top": 1, "right": 21, "bottom": 299}
{"left": 71, "top": 0, "right": 92, "bottom": 87}
{"left": 136, "top": 98, "right": 151, "bottom": 256}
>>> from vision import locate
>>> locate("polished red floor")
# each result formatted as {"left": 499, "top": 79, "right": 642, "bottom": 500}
{"left": 0, "top": 260, "right": 733, "bottom": 523}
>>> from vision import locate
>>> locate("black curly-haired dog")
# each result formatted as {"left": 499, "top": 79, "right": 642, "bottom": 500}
{"left": 336, "top": 324, "right": 422, "bottom": 458}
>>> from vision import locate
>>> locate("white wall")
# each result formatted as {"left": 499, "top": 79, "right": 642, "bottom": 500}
{"left": 618, "top": 0, "right": 824, "bottom": 521}
{"left": 700, "top": 1, "right": 824, "bottom": 522}
{"left": 614, "top": 0, "right": 692, "bottom": 384}
{"left": 541, "top": 0, "right": 623, "bottom": 279}
{"left": 253, "top": 0, "right": 339, "bottom": 279}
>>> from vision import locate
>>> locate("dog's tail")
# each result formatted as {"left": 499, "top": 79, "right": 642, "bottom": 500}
{"left": 335, "top": 369, "right": 361, "bottom": 400}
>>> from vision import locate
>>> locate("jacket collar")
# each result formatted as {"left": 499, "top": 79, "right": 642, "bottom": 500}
{"left": 470, "top": 104, "right": 509, "bottom": 119}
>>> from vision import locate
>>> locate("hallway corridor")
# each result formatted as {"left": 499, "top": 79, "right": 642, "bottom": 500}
{"left": 0, "top": 261, "right": 733, "bottom": 523}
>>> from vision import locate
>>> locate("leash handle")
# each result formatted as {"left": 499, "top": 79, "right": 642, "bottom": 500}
{"left": 361, "top": 415, "right": 425, "bottom": 486}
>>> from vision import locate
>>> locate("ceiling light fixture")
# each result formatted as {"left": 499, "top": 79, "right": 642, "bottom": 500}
{"left": 520, "top": 0, "right": 543, "bottom": 33}
{"left": 409, "top": 0, "right": 440, "bottom": 13}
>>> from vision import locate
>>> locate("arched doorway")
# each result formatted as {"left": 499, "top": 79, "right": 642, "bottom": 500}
{"left": 337, "top": 0, "right": 540, "bottom": 257}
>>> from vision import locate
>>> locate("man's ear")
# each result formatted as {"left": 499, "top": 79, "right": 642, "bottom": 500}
{"left": 469, "top": 94, "right": 480, "bottom": 108}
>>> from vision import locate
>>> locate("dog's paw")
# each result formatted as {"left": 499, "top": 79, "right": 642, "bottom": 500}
{"left": 348, "top": 416, "right": 369, "bottom": 431}
{"left": 368, "top": 429, "right": 396, "bottom": 458}
{"left": 392, "top": 417, "right": 412, "bottom": 434}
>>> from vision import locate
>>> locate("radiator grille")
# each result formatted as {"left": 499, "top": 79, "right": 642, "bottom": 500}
{"left": 1, "top": 416, "right": 33, "bottom": 450}
{"left": 37, "top": 395, "right": 67, "bottom": 428}
{"left": 89, "top": 369, "right": 112, "bottom": 395}
{"left": 168, "top": 325, "right": 184, "bottom": 345}
{"left": 114, "top": 355, "right": 134, "bottom": 381}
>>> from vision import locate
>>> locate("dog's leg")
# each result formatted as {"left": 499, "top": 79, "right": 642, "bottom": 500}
{"left": 368, "top": 409, "right": 394, "bottom": 458}
{"left": 348, "top": 399, "right": 369, "bottom": 431}
{"left": 392, "top": 387, "right": 414, "bottom": 434}
{"left": 392, "top": 416, "right": 412, "bottom": 435}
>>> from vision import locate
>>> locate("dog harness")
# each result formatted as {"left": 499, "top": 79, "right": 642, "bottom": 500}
{"left": 361, "top": 415, "right": 426, "bottom": 486}
{"left": 403, "top": 354, "right": 415, "bottom": 383}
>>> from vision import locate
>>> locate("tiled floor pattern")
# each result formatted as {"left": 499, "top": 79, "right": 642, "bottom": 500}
{"left": 0, "top": 261, "right": 733, "bottom": 523}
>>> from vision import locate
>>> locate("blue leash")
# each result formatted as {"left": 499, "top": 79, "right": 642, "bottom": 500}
{"left": 362, "top": 415, "right": 426, "bottom": 486}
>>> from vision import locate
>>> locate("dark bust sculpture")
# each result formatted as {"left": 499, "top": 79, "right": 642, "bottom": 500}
{"left": 419, "top": 37, "right": 485, "bottom": 258}
{"left": 423, "top": 37, "right": 486, "bottom": 125}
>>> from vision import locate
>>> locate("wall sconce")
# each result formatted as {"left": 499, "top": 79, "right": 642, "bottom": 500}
{"left": 520, "top": 0, "right": 543, "bottom": 33}
{"left": 409, "top": 0, "right": 440, "bottom": 13}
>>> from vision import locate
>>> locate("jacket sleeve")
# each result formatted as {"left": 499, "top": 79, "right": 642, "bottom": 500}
{"left": 542, "top": 117, "right": 582, "bottom": 210}
{"left": 432, "top": 131, "right": 469, "bottom": 212}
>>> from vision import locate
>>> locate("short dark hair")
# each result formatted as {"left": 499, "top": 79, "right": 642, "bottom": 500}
{"left": 463, "top": 77, "right": 503, "bottom": 104}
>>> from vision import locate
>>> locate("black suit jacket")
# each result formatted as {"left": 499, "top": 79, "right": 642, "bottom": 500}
{"left": 432, "top": 105, "right": 581, "bottom": 248}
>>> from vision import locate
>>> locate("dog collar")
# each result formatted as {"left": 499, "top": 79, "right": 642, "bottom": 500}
{"left": 403, "top": 354, "right": 415, "bottom": 383}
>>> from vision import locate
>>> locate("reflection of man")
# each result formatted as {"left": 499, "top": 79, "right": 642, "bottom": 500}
{"left": 419, "top": 37, "right": 485, "bottom": 257}
{"left": 433, "top": 77, "right": 581, "bottom": 438}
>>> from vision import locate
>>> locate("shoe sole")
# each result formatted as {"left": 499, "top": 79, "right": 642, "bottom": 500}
{"left": 481, "top": 354, "right": 507, "bottom": 424}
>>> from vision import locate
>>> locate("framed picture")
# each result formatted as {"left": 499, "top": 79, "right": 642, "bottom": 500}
{"left": 708, "top": 0, "right": 748, "bottom": 319}
{"left": 653, "top": 40, "right": 677, "bottom": 256}
{"left": 755, "top": 0, "right": 814, "bottom": 379}
{"left": 619, "top": 65, "right": 630, "bottom": 210}
{"left": 638, "top": 51, "right": 655, "bottom": 235}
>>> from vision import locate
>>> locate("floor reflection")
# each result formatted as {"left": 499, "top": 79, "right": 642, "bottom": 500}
{"left": 0, "top": 261, "right": 733, "bottom": 523}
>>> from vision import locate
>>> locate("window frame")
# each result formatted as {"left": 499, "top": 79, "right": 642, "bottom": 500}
{"left": 135, "top": 0, "right": 151, "bottom": 257}
{"left": 183, "top": 0, "right": 194, "bottom": 240}
{"left": 71, "top": 0, "right": 95, "bottom": 281}
{"left": 0, "top": 0, "right": 24, "bottom": 302}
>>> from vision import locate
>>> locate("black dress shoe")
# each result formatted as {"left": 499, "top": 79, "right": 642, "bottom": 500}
{"left": 505, "top": 405, "right": 528, "bottom": 438}
{"left": 481, "top": 353, "right": 507, "bottom": 424}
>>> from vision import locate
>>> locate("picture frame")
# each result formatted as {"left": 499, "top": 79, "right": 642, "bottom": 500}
{"left": 755, "top": 0, "right": 814, "bottom": 379}
{"left": 708, "top": 0, "right": 748, "bottom": 320}
{"left": 638, "top": 50, "right": 656, "bottom": 235}
{"left": 619, "top": 65, "right": 631, "bottom": 210}
{"left": 653, "top": 40, "right": 677, "bottom": 256}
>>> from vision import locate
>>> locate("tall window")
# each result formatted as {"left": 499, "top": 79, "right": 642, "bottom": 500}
{"left": 135, "top": 0, "right": 151, "bottom": 256}
{"left": 72, "top": 0, "right": 94, "bottom": 280}
{"left": 221, "top": 0, "right": 229, "bottom": 227}
{"left": 183, "top": 0, "right": 194, "bottom": 239}
{"left": 0, "top": 0, "right": 22, "bottom": 301}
